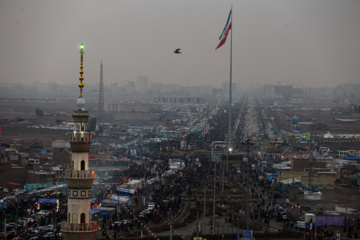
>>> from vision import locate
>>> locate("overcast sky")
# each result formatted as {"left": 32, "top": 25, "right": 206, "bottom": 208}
{"left": 0, "top": 0, "right": 359, "bottom": 90}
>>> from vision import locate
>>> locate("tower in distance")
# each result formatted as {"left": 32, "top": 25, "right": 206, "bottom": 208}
{"left": 61, "top": 43, "right": 97, "bottom": 240}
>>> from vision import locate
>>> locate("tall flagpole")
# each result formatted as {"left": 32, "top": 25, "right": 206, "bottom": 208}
{"left": 228, "top": 5, "right": 233, "bottom": 151}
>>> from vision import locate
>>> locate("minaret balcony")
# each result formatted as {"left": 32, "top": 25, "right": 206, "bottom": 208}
{"left": 70, "top": 132, "right": 90, "bottom": 142}
{"left": 70, "top": 132, "right": 91, "bottom": 152}
{"left": 65, "top": 169, "right": 95, "bottom": 179}
{"left": 65, "top": 170, "right": 95, "bottom": 189}
{"left": 61, "top": 222, "right": 97, "bottom": 236}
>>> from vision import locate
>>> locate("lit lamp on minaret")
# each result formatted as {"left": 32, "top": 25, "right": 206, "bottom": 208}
{"left": 61, "top": 43, "right": 97, "bottom": 240}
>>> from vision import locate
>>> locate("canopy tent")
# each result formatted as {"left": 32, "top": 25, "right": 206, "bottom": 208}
{"left": 91, "top": 209, "right": 100, "bottom": 215}
{"left": 92, "top": 207, "right": 116, "bottom": 218}
{"left": 108, "top": 195, "right": 132, "bottom": 206}
{"left": 37, "top": 198, "right": 59, "bottom": 204}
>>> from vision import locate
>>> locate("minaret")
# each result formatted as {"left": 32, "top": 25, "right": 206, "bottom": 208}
{"left": 97, "top": 61, "right": 104, "bottom": 123}
{"left": 61, "top": 43, "right": 97, "bottom": 240}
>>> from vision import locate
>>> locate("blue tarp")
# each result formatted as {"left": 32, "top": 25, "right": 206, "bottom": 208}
{"left": 91, "top": 209, "right": 100, "bottom": 215}
{"left": 344, "top": 157, "right": 360, "bottom": 161}
{"left": 37, "top": 198, "right": 58, "bottom": 204}
{"left": 116, "top": 190, "right": 134, "bottom": 197}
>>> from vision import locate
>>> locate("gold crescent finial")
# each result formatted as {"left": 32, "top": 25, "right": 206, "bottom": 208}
{"left": 79, "top": 43, "right": 85, "bottom": 97}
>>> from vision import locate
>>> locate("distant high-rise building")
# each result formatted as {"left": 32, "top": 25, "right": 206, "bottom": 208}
{"left": 136, "top": 76, "right": 149, "bottom": 94}
{"left": 98, "top": 61, "right": 104, "bottom": 123}
{"left": 264, "top": 84, "right": 275, "bottom": 98}
{"left": 61, "top": 44, "right": 96, "bottom": 240}
{"left": 263, "top": 84, "right": 293, "bottom": 98}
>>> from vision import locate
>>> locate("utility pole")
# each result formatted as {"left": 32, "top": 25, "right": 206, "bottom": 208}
{"left": 308, "top": 149, "right": 313, "bottom": 192}
{"left": 242, "top": 138, "right": 253, "bottom": 230}
{"left": 197, "top": 211, "right": 199, "bottom": 237}
{"left": 213, "top": 163, "right": 216, "bottom": 235}
{"left": 246, "top": 153, "right": 250, "bottom": 230}
{"left": 203, "top": 189, "right": 206, "bottom": 234}
{"left": 170, "top": 222, "right": 172, "bottom": 240}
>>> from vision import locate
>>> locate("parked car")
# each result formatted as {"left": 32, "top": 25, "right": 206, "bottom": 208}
{"left": 15, "top": 190, "right": 24, "bottom": 196}
{"left": 281, "top": 212, "right": 288, "bottom": 221}
{"left": 25, "top": 218, "right": 35, "bottom": 224}
{"left": 296, "top": 221, "right": 306, "bottom": 229}
{"left": 6, "top": 222, "right": 17, "bottom": 230}
{"left": 4, "top": 188, "right": 9, "bottom": 193}
{"left": 43, "top": 232, "right": 55, "bottom": 238}
{"left": 111, "top": 221, "right": 121, "bottom": 228}
{"left": 138, "top": 212, "right": 146, "bottom": 218}
{"left": 150, "top": 178, "right": 160, "bottom": 182}
{"left": 147, "top": 202, "right": 155, "bottom": 210}
{"left": 277, "top": 207, "right": 284, "bottom": 213}
{"left": 44, "top": 224, "right": 55, "bottom": 232}
{"left": 34, "top": 226, "right": 47, "bottom": 234}
{"left": 144, "top": 209, "right": 152, "bottom": 214}
{"left": 145, "top": 180, "right": 155, "bottom": 185}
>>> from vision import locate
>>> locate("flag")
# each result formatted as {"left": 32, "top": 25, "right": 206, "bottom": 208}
{"left": 309, "top": 218, "right": 313, "bottom": 235}
{"left": 215, "top": 9, "right": 232, "bottom": 50}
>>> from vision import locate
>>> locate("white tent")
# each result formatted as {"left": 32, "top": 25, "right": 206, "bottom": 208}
{"left": 324, "top": 131, "right": 334, "bottom": 138}
{"left": 279, "top": 178, "right": 302, "bottom": 185}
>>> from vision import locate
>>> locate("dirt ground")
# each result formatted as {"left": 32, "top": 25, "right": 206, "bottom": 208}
{"left": 289, "top": 182, "right": 360, "bottom": 213}
{"left": 270, "top": 106, "right": 360, "bottom": 135}
{"left": 267, "top": 106, "right": 360, "bottom": 149}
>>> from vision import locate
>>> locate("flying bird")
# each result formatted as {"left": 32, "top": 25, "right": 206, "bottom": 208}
{"left": 174, "top": 48, "right": 181, "bottom": 54}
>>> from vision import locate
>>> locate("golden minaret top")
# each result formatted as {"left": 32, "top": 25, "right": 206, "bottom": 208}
{"left": 79, "top": 43, "right": 84, "bottom": 97}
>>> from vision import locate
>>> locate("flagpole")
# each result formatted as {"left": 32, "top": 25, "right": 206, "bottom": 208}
{"left": 228, "top": 5, "right": 233, "bottom": 151}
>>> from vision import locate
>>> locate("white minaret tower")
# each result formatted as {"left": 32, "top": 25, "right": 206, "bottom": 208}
{"left": 61, "top": 43, "right": 96, "bottom": 240}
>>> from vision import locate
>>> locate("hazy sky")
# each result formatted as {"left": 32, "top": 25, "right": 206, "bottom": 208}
{"left": 0, "top": 0, "right": 359, "bottom": 89}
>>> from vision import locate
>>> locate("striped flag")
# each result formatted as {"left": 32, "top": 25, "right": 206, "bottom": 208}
{"left": 215, "top": 9, "right": 232, "bottom": 50}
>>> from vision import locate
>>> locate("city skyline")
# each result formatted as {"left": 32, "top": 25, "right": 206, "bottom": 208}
{"left": 1, "top": 0, "right": 360, "bottom": 90}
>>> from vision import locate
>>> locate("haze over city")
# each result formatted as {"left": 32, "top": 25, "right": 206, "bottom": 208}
{"left": 3, "top": 1, "right": 360, "bottom": 240}
{"left": 1, "top": 0, "right": 360, "bottom": 91}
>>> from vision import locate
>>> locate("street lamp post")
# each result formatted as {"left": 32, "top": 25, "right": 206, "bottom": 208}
{"left": 222, "top": 148, "right": 232, "bottom": 199}
{"left": 227, "top": 147, "right": 232, "bottom": 172}
{"left": 213, "top": 163, "right": 216, "bottom": 235}
{"left": 222, "top": 154, "right": 225, "bottom": 199}
{"left": 170, "top": 222, "right": 173, "bottom": 240}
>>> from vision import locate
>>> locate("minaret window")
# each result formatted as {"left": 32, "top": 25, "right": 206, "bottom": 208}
{"left": 80, "top": 213, "right": 85, "bottom": 225}
{"left": 81, "top": 160, "right": 85, "bottom": 170}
